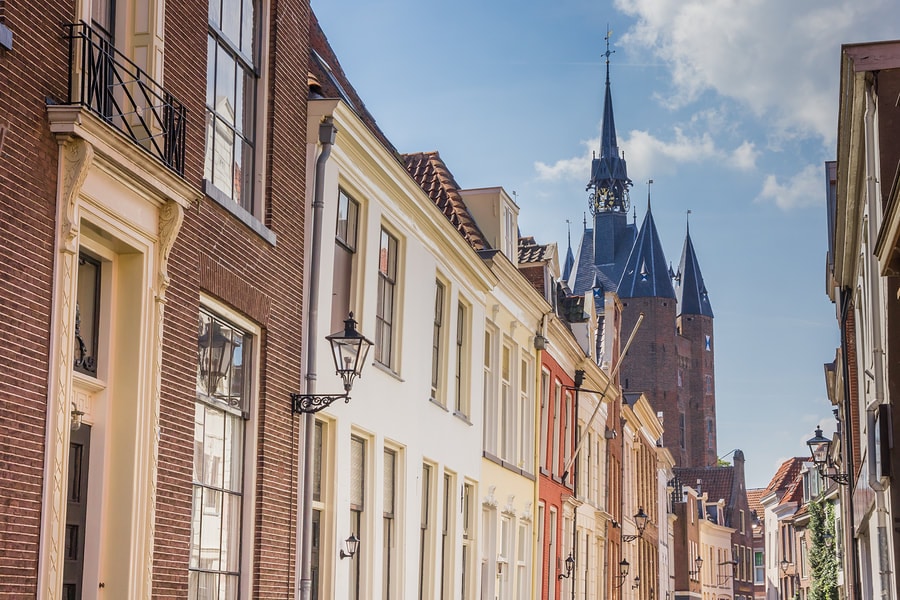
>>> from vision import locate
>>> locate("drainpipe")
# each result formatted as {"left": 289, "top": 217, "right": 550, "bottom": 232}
{"left": 298, "top": 117, "right": 337, "bottom": 600}
{"left": 862, "top": 81, "right": 893, "bottom": 600}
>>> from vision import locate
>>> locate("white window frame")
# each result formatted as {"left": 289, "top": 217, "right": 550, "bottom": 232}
{"left": 375, "top": 226, "right": 401, "bottom": 369}
{"left": 190, "top": 300, "right": 260, "bottom": 600}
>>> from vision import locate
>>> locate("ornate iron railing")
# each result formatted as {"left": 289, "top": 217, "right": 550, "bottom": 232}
{"left": 65, "top": 22, "right": 186, "bottom": 176}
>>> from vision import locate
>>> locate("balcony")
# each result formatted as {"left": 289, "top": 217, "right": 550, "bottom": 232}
{"left": 65, "top": 22, "right": 186, "bottom": 176}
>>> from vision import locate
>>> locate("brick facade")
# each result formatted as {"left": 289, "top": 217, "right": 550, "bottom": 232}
{"left": 0, "top": 0, "right": 312, "bottom": 596}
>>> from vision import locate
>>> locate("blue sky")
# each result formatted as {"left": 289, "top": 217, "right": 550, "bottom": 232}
{"left": 312, "top": 0, "right": 899, "bottom": 488}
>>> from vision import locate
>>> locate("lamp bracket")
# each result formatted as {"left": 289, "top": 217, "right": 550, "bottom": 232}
{"left": 291, "top": 393, "right": 350, "bottom": 414}
{"left": 622, "top": 534, "right": 639, "bottom": 543}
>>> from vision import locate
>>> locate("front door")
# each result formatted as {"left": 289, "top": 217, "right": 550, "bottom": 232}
{"left": 63, "top": 424, "right": 91, "bottom": 600}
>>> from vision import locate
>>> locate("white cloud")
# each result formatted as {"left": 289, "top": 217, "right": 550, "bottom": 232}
{"left": 614, "top": 0, "right": 897, "bottom": 145}
{"left": 730, "top": 141, "right": 759, "bottom": 171}
{"left": 533, "top": 138, "right": 596, "bottom": 181}
{"left": 755, "top": 163, "right": 822, "bottom": 210}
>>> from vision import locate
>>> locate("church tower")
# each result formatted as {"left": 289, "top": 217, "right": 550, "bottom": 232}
{"left": 674, "top": 219, "right": 717, "bottom": 466}
{"left": 567, "top": 35, "right": 718, "bottom": 468}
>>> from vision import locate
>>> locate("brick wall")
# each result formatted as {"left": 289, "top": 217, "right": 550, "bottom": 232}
{"left": 0, "top": 0, "right": 71, "bottom": 595}
{"left": 619, "top": 298, "right": 682, "bottom": 464}
{"left": 154, "top": 0, "right": 311, "bottom": 596}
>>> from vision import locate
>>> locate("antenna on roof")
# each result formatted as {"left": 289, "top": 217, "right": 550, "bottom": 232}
{"left": 566, "top": 219, "right": 572, "bottom": 247}
{"left": 686, "top": 209, "right": 692, "bottom": 233}
{"left": 647, "top": 179, "right": 653, "bottom": 211}
{"left": 583, "top": 212, "right": 587, "bottom": 230}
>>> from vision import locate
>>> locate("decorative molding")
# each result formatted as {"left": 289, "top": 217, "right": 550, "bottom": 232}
{"left": 503, "top": 495, "right": 517, "bottom": 516}
{"left": 157, "top": 200, "right": 184, "bottom": 300}
{"left": 521, "top": 502, "right": 533, "bottom": 523}
{"left": 483, "top": 485, "right": 498, "bottom": 508}
{"left": 59, "top": 137, "right": 94, "bottom": 254}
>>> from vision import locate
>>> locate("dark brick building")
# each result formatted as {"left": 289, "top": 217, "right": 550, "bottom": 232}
{"left": 565, "top": 45, "right": 717, "bottom": 469}
{"left": 0, "top": 0, "right": 312, "bottom": 596}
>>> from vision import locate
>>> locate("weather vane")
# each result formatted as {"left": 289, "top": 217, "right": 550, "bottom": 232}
{"left": 604, "top": 26, "right": 615, "bottom": 65}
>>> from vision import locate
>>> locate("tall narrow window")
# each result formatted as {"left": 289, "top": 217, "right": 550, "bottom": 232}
{"left": 74, "top": 253, "right": 101, "bottom": 376}
{"left": 440, "top": 473, "right": 453, "bottom": 600}
{"left": 483, "top": 330, "right": 496, "bottom": 454}
{"left": 455, "top": 303, "right": 468, "bottom": 416}
{"left": 500, "top": 344, "right": 512, "bottom": 461}
{"left": 564, "top": 391, "right": 573, "bottom": 475}
{"left": 548, "top": 508, "right": 558, "bottom": 600}
{"left": 518, "top": 358, "right": 531, "bottom": 468}
{"left": 536, "top": 505, "right": 545, "bottom": 598}
{"left": 539, "top": 370, "right": 550, "bottom": 470}
{"left": 333, "top": 189, "right": 360, "bottom": 332}
{"left": 419, "top": 464, "right": 433, "bottom": 600}
{"left": 349, "top": 436, "right": 366, "bottom": 600}
{"left": 431, "top": 281, "right": 445, "bottom": 402}
{"left": 375, "top": 228, "right": 399, "bottom": 368}
{"left": 312, "top": 420, "right": 327, "bottom": 599}
{"left": 516, "top": 521, "right": 529, "bottom": 598}
{"left": 190, "top": 309, "right": 252, "bottom": 597}
{"left": 680, "top": 414, "right": 686, "bottom": 449}
{"left": 461, "top": 482, "right": 475, "bottom": 600}
{"left": 552, "top": 381, "right": 561, "bottom": 476}
{"left": 498, "top": 516, "right": 511, "bottom": 600}
{"left": 383, "top": 449, "right": 396, "bottom": 599}
{"left": 205, "top": 0, "right": 259, "bottom": 212}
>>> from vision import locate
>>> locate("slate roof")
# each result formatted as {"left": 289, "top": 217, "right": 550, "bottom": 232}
{"left": 675, "top": 465, "right": 735, "bottom": 505}
{"left": 569, "top": 225, "right": 636, "bottom": 297}
{"left": 588, "top": 59, "right": 631, "bottom": 211}
{"left": 309, "top": 13, "right": 397, "bottom": 157}
{"left": 518, "top": 236, "right": 557, "bottom": 264}
{"left": 402, "top": 151, "right": 490, "bottom": 251}
{"left": 675, "top": 226, "right": 714, "bottom": 317}
{"left": 618, "top": 205, "right": 676, "bottom": 299}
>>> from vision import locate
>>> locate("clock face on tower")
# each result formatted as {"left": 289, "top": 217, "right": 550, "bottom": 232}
{"left": 589, "top": 187, "right": 630, "bottom": 215}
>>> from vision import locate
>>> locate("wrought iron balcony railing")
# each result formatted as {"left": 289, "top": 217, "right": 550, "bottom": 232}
{"left": 65, "top": 22, "right": 186, "bottom": 176}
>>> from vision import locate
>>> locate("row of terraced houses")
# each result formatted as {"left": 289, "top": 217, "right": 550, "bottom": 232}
{"left": 0, "top": 1, "right": 760, "bottom": 599}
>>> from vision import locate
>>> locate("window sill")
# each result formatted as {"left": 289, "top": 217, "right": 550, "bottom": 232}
{"left": 452, "top": 410, "right": 472, "bottom": 426}
{"left": 204, "top": 180, "right": 277, "bottom": 246}
{"left": 428, "top": 397, "right": 449, "bottom": 412}
{"left": 371, "top": 361, "right": 403, "bottom": 382}
{"left": 482, "top": 451, "right": 536, "bottom": 481}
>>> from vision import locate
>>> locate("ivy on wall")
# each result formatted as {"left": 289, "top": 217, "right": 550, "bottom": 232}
{"left": 809, "top": 499, "right": 839, "bottom": 600}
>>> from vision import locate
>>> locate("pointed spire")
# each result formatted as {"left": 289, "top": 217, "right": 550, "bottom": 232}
{"left": 563, "top": 219, "right": 575, "bottom": 281}
{"left": 617, "top": 205, "right": 676, "bottom": 299}
{"left": 675, "top": 215, "right": 714, "bottom": 317}
{"left": 587, "top": 29, "right": 632, "bottom": 215}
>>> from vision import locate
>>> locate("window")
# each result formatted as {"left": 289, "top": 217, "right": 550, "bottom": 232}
{"left": 498, "top": 516, "right": 511, "bottom": 600}
{"left": 539, "top": 370, "right": 550, "bottom": 470}
{"left": 375, "top": 228, "right": 399, "bottom": 367}
{"left": 483, "top": 329, "right": 497, "bottom": 455}
{"left": 500, "top": 344, "right": 512, "bottom": 461}
{"left": 440, "top": 473, "right": 454, "bottom": 599}
{"left": 190, "top": 309, "right": 252, "bottom": 597}
{"left": 516, "top": 521, "right": 529, "bottom": 599}
{"left": 349, "top": 436, "right": 366, "bottom": 600}
{"left": 431, "top": 280, "right": 445, "bottom": 402}
{"left": 680, "top": 414, "right": 686, "bottom": 449}
{"left": 455, "top": 303, "right": 468, "bottom": 416}
{"left": 333, "top": 188, "right": 360, "bottom": 332}
{"left": 312, "top": 420, "right": 328, "bottom": 599}
{"left": 705, "top": 375, "right": 713, "bottom": 394}
{"left": 548, "top": 507, "right": 558, "bottom": 600}
{"left": 552, "top": 381, "right": 561, "bottom": 476}
{"left": 518, "top": 357, "right": 532, "bottom": 468}
{"left": 536, "top": 505, "right": 545, "bottom": 598}
{"left": 563, "top": 391, "right": 573, "bottom": 476}
{"left": 461, "top": 482, "right": 475, "bottom": 600}
{"left": 419, "top": 463, "right": 434, "bottom": 599}
{"left": 74, "top": 252, "right": 101, "bottom": 376}
{"left": 205, "top": 0, "right": 260, "bottom": 212}
{"left": 383, "top": 449, "right": 396, "bottom": 599}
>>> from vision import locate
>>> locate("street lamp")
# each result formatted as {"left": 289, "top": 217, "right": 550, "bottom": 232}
{"left": 558, "top": 553, "right": 576, "bottom": 580}
{"left": 291, "top": 313, "right": 373, "bottom": 413}
{"left": 717, "top": 559, "right": 738, "bottom": 586}
{"left": 632, "top": 575, "right": 641, "bottom": 590}
{"left": 614, "top": 559, "right": 630, "bottom": 588}
{"left": 805, "top": 426, "right": 850, "bottom": 485}
{"left": 688, "top": 555, "right": 703, "bottom": 580}
{"left": 339, "top": 533, "right": 360, "bottom": 560}
{"left": 779, "top": 559, "right": 791, "bottom": 575}
{"left": 622, "top": 506, "right": 650, "bottom": 542}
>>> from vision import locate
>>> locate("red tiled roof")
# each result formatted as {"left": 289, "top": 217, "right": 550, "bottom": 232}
{"left": 402, "top": 151, "right": 490, "bottom": 251}
{"left": 518, "top": 236, "right": 557, "bottom": 264}
{"left": 765, "top": 457, "right": 807, "bottom": 495}
{"left": 746, "top": 488, "right": 766, "bottom": 518}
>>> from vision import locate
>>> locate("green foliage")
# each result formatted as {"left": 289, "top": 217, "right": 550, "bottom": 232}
{"left": 808, "top": 500, "right": 839, "bottom": 600}
{"left": 717, "top": 458, "right": 731, "bottom": 467}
